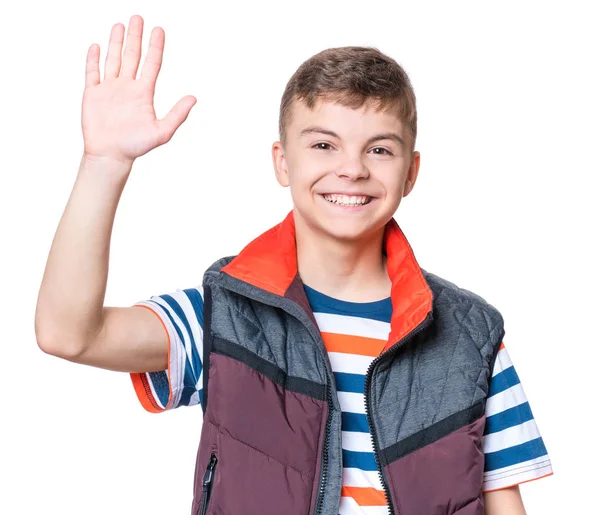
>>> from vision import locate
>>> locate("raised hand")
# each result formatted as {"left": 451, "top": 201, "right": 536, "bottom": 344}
{"left": 81, "top": 15, "right": 196, "bottom": 165}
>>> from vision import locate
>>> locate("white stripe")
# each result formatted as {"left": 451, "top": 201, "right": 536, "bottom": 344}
{"left": 342, "top": 468, "right": 384, "bottom": 489}
{"left": 170, "top": 342, "right": 186, "bottom": 409}
{"left": 339, "top": 495, "right": 389, "bottom": 514}
{"left": 140, "top": 300, "right": 185, "bottom": 409}
{"left": 150, "top": 294, "right": 197, "bottom": 378}
{"left": 171, "top": 287, "right": 204, "bottom": 390}
{"left": 483, "top": 454, "right": 551, "bottom": 480}
{"left": 339, "top": 391, "right": 366, "bottom": 414}
{"left": 482, "top": 419, "right": 542, "bottom": 454}
{"left": 492, "top": 345, "right": 511, "bottom": 377}
{"left": 329, "top": 352, "right": 374, "bottom": 374}
{"left": 342, "top": 431, "right": 375, "bottom": 453}
{"left": 483, "top": 455, "right": 553, "bottom": 491}
{"left": 135, "top": 300, "right": 185, "bottom": 409}
{"left": 188, "top": 389, "right": 201, "bottom": 408}
{"left": 338, "top": 495, "right": 363, "bottom": 515}
{"left": 485, "top": 382, "right": 527, "bottom": 417}
{"left": 146, "top": 294, "right": 193, "bottom": 377}
{"left": 314, "top": 312, "right": 390, "bottom": 341}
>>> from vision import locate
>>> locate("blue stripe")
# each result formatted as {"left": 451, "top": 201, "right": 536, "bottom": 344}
{"left": 484, "top": 437, "right": 548, "bottom": 472}
{"left": 484, "top": 402, "right": 534, "bottom": 435}
{"left": 152, "top": 300, "right": 202, "bottom": 409}
{"left": 177, "top": 360, "right": 198, "bottom": 407}
{"left": 147, "top": 370, "right": 170, "bottom": 407}
{"left": 154, "top": 301, "right": 186, "bottom": 358}
{"left": 179, "top": 385, "right": 197, "bottom": 407}
{"left": 160, "top": 294, "right": 202, "bottom": 378}
{"left": 184, "top": 288, "right": 204, "bottom": 329}
{"left": 342, "top": 412, "right": 370, "bottom": 433}
{"left": 153, "top": 302, "right": 195, "bottom": 389}
{"left": 184, "top": 288, "right": 204, "bottom": 380}
{"left": 342, "top": 449, "right": 378, "bottom": 471}
{"left": 334, "top": 372, "right": 365, "bottom": 394}
{"left": 303, "top": 284, "right": 392, "bottom": 322}
{"left": 489, "top": 366, "right": 520, "bottom": 397}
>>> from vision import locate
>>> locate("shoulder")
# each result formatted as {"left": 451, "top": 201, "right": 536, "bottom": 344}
{"left": 203, "top": 255, "right": 238, "bottom": 282}
{"left": 421, "top": 268, "right": 505, "bottom": 339}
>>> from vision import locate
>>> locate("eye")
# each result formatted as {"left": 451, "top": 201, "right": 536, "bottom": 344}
{"left": 370, "top": 147, "right": 393, "bottom": 156}
{"left": 312, "top": 142, "right": 334, "bottom": 150}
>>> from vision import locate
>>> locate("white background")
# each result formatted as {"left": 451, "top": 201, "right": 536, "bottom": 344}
{"left": 1, "top": 0, "right": 597, "bottom": 513}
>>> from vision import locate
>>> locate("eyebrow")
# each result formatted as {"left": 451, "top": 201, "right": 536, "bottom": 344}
{"left": 299, "top": 125, "right": 405, "bottom": 147}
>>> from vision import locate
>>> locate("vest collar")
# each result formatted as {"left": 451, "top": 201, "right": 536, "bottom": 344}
{"left": 221, "top": 210, "right": 433, "bottom": 353}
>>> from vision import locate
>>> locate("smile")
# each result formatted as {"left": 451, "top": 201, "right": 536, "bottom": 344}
{"left": 321, "top": 193, "right": 374, "bottom": 206}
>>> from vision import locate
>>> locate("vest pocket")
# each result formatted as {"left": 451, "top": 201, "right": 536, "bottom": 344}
{"left": 192, "top": 418, "right": 220, "bottom": 515}
{"left": 199, "top": 453, "right": 218, "bottom": 515}
{"left": 196, "top": 419, "right": 316, "bottom": 514}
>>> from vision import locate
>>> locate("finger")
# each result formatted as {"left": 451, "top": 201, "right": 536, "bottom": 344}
{"left": 104, "top": 23, "right": 124, "bottom": 80}
{"left": 139, "top": 26, "right": 164, "bottom": 91}
{"left": 156, "top": 96, "right": 197, "bottom": 145}
{"left": 121, "top": 15, "right": 144, "bottom": 79}
{"left": 85, "top": 43, "right": 100, "bottom": 88}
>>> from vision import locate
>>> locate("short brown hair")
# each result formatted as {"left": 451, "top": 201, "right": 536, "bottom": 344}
{"left": 279, "top": 46, "right": 417, "bottom": 151}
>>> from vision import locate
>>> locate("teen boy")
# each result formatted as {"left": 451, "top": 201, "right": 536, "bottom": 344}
{"left": 35, "top": 14, "right": 553, "bottom": 515}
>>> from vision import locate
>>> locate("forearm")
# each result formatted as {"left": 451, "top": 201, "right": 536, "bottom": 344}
{"left": 35, "top": 153, "right": 132, "bottom": 356}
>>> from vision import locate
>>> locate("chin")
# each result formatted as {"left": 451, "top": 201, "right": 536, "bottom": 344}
{"left": 314, "top": 214, "right": 382, "bottom": 242}
{"left": 294, "top": 198, "right": 389, "bottom": 240}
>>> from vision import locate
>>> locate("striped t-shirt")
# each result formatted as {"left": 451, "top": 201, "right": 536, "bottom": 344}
{"left": 130, "top": 284, "right": 553, "bottom": 513}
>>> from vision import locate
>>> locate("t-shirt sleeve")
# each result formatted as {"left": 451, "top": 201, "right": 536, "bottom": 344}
{"left": 129, "top": 286, "right": 205, "bottom": 413}
{"left": 482, "top": 341, "right": 554, "bottom": 492}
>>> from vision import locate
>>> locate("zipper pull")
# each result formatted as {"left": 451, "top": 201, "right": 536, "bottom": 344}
{"left": 202, "top": 454, "right": 218, "bottom": 491}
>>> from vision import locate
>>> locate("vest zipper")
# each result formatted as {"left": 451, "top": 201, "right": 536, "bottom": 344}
{"left": 314, "top": 384, "right": 333, "bottom": 515}
{"left": 199, "top": 453, "right": 218, "bottom": 515}
{"left": 364, "top": 311, "right": 434, "bottom": 515}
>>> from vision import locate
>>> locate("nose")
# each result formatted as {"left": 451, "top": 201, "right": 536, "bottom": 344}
{"left": 335, "top": 153, "right": 370, "bottom": 181}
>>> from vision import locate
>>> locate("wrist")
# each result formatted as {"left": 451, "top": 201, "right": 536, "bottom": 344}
{"left": 82, "top": 152, "right": 135, "bottom": 171}
{"left": 80, "top": 152, "right": 134, "bottom": 181}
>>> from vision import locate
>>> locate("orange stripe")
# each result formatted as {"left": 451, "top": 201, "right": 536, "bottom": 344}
{"left": 129, "top": 304, "right": 172, "bottom": 413}
{"left": 341, "top": 486, "right": 387, "bottom": 506}
{"left": 500, "top": 341, "right": 505, "bottom": 350}
{"left": 322, "top": 332, "right": 387, "bottom": 357}
{"left": 482, "top": 471, "right": 554, "bottom": 493}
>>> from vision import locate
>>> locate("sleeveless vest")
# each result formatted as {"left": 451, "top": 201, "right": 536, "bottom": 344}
{"left": 191, "top": 210, "right": 505, "bottom": 515}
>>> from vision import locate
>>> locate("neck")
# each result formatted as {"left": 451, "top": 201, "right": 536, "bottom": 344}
{"left": 294, "top": 210, "right": 392, "bottom": 303}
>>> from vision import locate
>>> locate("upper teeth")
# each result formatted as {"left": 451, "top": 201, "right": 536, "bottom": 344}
{"left": 323, "top": 194, "right": 370, "bottom": 206}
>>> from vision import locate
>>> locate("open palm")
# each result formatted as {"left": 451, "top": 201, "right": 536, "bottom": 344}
{"left": 82, "top": 15, "right": 196, "bottom": 164}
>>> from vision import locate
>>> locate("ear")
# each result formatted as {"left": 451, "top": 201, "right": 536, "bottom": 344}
{"left": 272, "top": 141, "right": 290, "bottom": 187}
{"left": 403, "top": 150, "right": 420, "bottom": 197}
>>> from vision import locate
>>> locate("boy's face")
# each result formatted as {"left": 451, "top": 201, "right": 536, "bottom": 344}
{"left": 272, "top": 97, "right": 420, "bottom": 243}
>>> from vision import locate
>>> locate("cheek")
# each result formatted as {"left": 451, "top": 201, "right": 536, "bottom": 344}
{"left": 287, "top": 165, "right": 323, "bottom": 192}
{"left": 289, "top": 178, "right": 316, "bottom": 203}
{"left": 383, "top": 170, "right": 407, "bottom": 193}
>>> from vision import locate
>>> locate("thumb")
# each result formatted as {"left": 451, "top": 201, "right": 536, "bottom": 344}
{"left": 156, "top": 95, "right": 197, "bottom": 144}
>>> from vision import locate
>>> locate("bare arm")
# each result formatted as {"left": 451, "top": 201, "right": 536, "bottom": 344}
{"left": 483, "top": 486, "right": 527, "bottom": 515}
{"left": 34, "top": 153, "right": 170, "bottom": 372}
{"left": 34, "top": 15, "right": 196, "bottom": 372}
